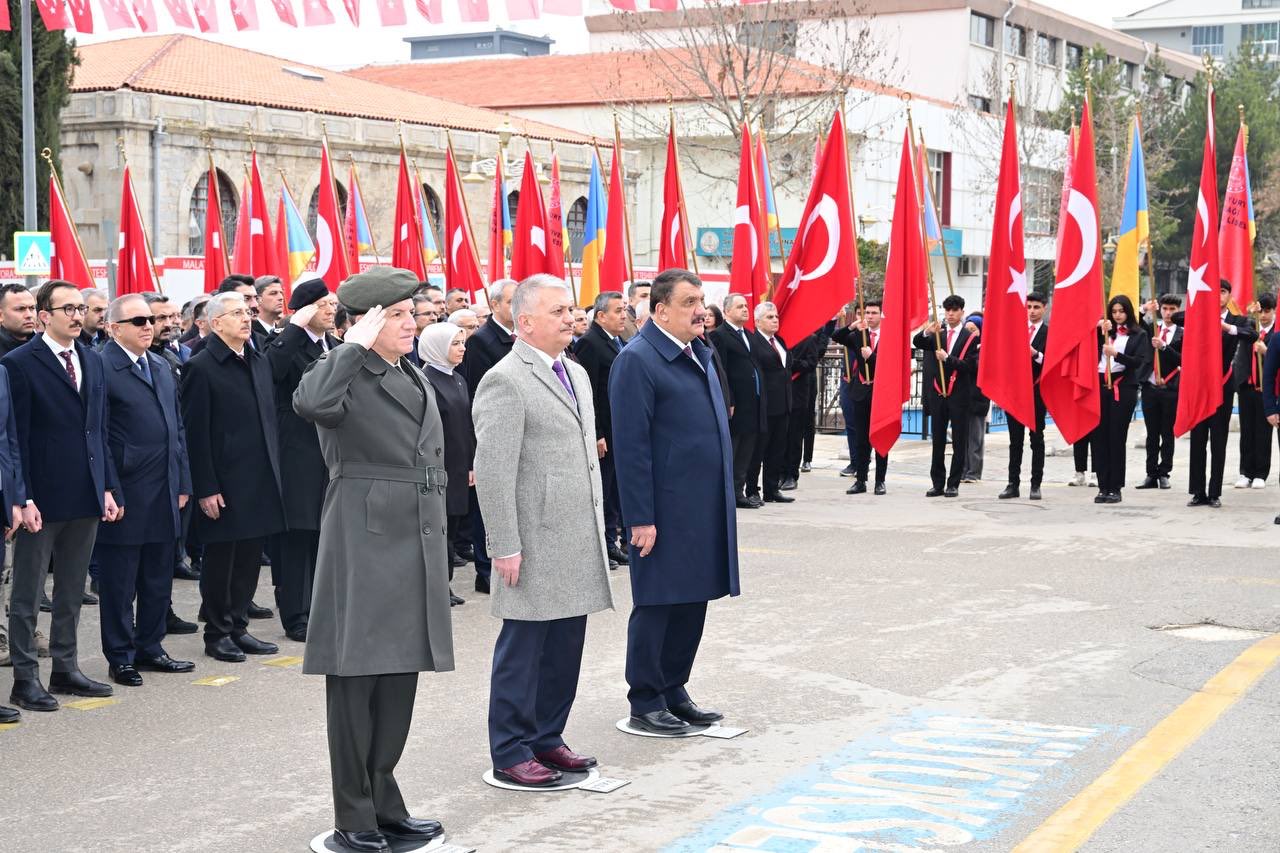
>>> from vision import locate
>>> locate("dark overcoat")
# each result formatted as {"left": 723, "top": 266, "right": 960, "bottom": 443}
{"left": 267, "top": 324, "right": 339, "bottom": 530}
{"left": 423, "top": 365, "right": 475, "bottom": 518}
{"left": 0, "top": 366, "right": 26, "bottom": 527}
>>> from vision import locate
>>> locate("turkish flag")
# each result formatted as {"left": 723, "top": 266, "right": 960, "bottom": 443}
{"left": 316, "top": 141, "right": 350, "bottom": 290}
{"left": 648, "top": 0, "right": 675, "bottom": 8}
{"left": 541, "top": 0, "right": 578, "bottom": 13}
{"left": 775, "top": 109, "right": 858, "bottom": 345}
{"left": 729, "top": 123, "right": 768, "bottom": 330}
{"left": 268, "top": 0, "right": 297, "bottom": 23}
{"left": 458, "top": 0, "right": 487, "bottom": 21}
{"left": 445, "top": 147, "right": 486, "bottom": 301}
{"left": 202, "top": 168, "right": 229, "bottom": 293}
{"left": 161, "top": 0, "right": 194, "bottom": 26}
{"left": 230, "top": 176, "right": 252, "bottom": 278}
{"left": 376, "top": 0, "right": 405, "bottom": 25}
{"left": 607, "top": 0, "right": 635, "bottom": 9}
{"left": 505, "top": 0, "right": 537, "bottom": 19}
{"left": 657, "top": 121, "right": 688, "bottom": 271}
{"left": 65, "top": 0, "right": 93, "bottom": 31}
{"left": 49, "top": 176, "right": 95, "bottom": 288}
{"left": 238, "top": 153, "right": 278, "bottom": 278}
{"left": 546, "top": 152, "right": 566, "bottom": 278}
{"left": 1175, "top": 86, "right": 1225, "bottom": 437}
{"left": 230, "top": 0, "right": 259, "bottom": 29}
{"left": 1219, "top": 123, "right": 1253, "bottom": 312}
{"left": 35, "top": 0, "right": 71, "bottom": 30}
{"left": 131, "top": 0, "right": 159, "bottom": 29}
{"left": 600, "top": 147, "right": 630, "bottom": 293}
{"left": 1040, "top": 96, "right": 1103, "bottom": 445}
{"left": 191, "top": 0, "right": 218, "bottom": 31}
{"left": 117, "top": 166, "right": 159, "bottom": 295}
{"left": 1055, "top": 126, "right": 1076, "bottom": 271}
{"left": 511, "top": 151, "right": 554, "bottom": 280}
{"left": 392, "top": 150, "right": 426, "bottom": 279}
{"left": 341, "top": 0, "right": 359, "bottom": 25}
{"left": 977, "top": 98, "right": 1035, "bottom": 430}
{"left": 0, "top": 2, "right": 9, "bottom": 29}
{"left": 487, "top": 157, "right": 507, "bottom": 282}
{"left": 414, "top": 0, "right": 440, "bottom": 21}
{"left": 100, "top": 0, "right": 136, "bottom": 28}
{"left": 302, "top": 0, "right": 335, "bottom": 24}
{"left": 868, "top": 128, "right": 928, "bottom": 458}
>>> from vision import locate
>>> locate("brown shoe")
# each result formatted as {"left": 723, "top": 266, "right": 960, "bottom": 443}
{"left": 494, "top": 758, "right": 562, "bottom": 787}
{"left": 534, "top": 745, "right": 597, "bottom": 772}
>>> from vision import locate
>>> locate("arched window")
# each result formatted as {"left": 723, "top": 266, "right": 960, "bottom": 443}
{"left": 307, "top": 181, "right": 348, "bottom": 237}
{"left": 506, "top": 189, "right": 519, "bottom": 231}
{"left": 566, "top": 197, "right": 588, "bottom": 263}
{"left": 188, "top": 170, "right": 239, "bottom": 256}
{"left": 422, "top": 184, "right": 442, "bottom": 232}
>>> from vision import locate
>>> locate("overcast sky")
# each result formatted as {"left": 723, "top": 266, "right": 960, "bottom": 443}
{"left": 73, "top": 0, "right": 1159, "bottom": 70}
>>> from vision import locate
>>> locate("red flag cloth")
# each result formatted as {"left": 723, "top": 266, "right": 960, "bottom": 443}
{"left": 230, "top": 176, "right": 253, "bottom": 276}
{"left": 302, "top": 0, "right": 335, "bottom": 24}
{"left": 657, "top": 122, "right": 688, "bottom": 271}
{"left": 729, "top": 124, "right": 768, "bottom": 330}
{"left": 1055, "top": 126, "right": 1076, "bottom": 266}
{"left": 1175, "top": 87, "right": 1225, "bottom": 437}
{"left": 444, "top": 148, "right": 486, "bottom": 301}
{"left": 268, "top": 0, "right": 297, "bottom": 24}
{"left": 458, "top": 0, "right": 488, "bottom": 21}
{"left": 244, "top": 153, "right": 278, "bottom": 277}
{"left": 65, "top": 0, "right": 93, "bottom": 31}
{"left": 511, "top": 151, "right": 553, "bottom": 280}
{"left": 35, "top": 0, "right": 71, "bottom": 30}
{"left": 230, "top": 0, "right": 259, "bottom": 29}
{"left": 1219, "top": 123, "right": 1253, "bottom": 312}
{"left": 868, "top": 128, "right": 929, "bottom": 458}
{"left": 1041, "top": 97, "right": 1102, "bottom": 445}
{"left": 191, "top": 0, "right": 217, "bottom": 31}
{"left": 546, "top": 152, "right": 566, "bottom": 278}
{"left": 392, "top": 150, "right": 426, "bottom": 279}
{"left": 775, "top": 109, "right": 859, "bottom": 345}
{"left": 274, "top": 193, "right": 292, "bottom": 292}
{"left": 344, "top": 163, "right": 361, "bottom": 274}
{"left": 977, "top": 98, "right": 1034, "bottom": 429}
{"left": 376, "top": 0, "right": 405, "bottom": 25}
{"left": 100, "top": 0, "right": 136, "bottom": 27}
{"left": 607, "top": 0, "right": 635, "bottom": 8}
{"left": 487, "top": 157, "right": 506, "bottom": 283}
{"left": 117, "top": 166, "right": 158, "bottom": 295}
{"left": 648, "top": 0, "right": 675, "bottom": 9}
{"left": 161, "top": 0, "right": 195, "bottom": 27}
{"left": 505, "top": 0, "right": 537, "bottom": 19}
{"left": 131, "top": 0, "right": 159, "bottom": 29}
{"left": 202, "top": 169, "right": 229, "bottom": 293}
{"left": 49, "top": 176, "right": 95, "bottom": 288}
{"left": 341, "top": 0, "right": 359, "bottom": 24}
{"left": 601, "top": 148, "right": 629, "bottom": 294}
{"left": 541, "top": 0, "right": 578, "bottom": 13}
{"left": 414, "top": 0, "right": 440, "bottom": 21}
{"left": 316, "top": 141, "right": 349, "bottom": 291}
{"left": 0, "top": 2, "right": 9, "bottom": 29}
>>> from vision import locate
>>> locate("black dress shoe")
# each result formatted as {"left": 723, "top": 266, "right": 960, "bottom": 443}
{"left": 800, "top": 462, "right": 812, "bottom": 472}
{"left": 926, "top": 487, "right": 944, "bottom": 497}
{"left": 174, "top": 561, "right": 201, "bottom": 581}
{"left": 778, "top": 477, "right": 798, "bottom": 491}
{"left": 39, "top": 592, "right": 52, "bottom": 613}
{"left": 735, "top": 496, "right": 759, "bottom": 509}
{"left": 629, "top": 709, "right": 691, "bottom": 734}
{"left": 449, "top": 553, "right": 465, "bottom": 569}
{"left": 1273, "top": 514, "right": 1280, "bottom": 525}
{"left": 456, "top": 545, "right": 476, "bottom": 562}
{"left": 998, "top": 485, "right": 1019, "bottom": 499}
{"left": 205, "top": 637, "right": 246, "bottom": 663}
{"left": 109, "top": 664, "right": 144, "bottom": 687}
{"left": 1135, "top": 477, "right": 1158, "bottom": 489}
{"left": 285, "top": 625, "right": 308, "bottom": 642}
{"left": 669, "top": 700, "right": 723, "bottom": 724}
{"left": 943, "top": 487, "right": 959, "bottom": 498}
{"left": 332, "top": 829, "right": 390, "bottom": 852}
{"left": 135, "top": 654, "right": 195, "bottom": 673}
{"left": 607, "top": 544, "right": 630, "bottom": 565}
{"left": 846, "top": 480, "right": 867, "bottom": 495}
{"left": 246, "top": 601, "right": 273, "bottom": 620}
{"left": 1029, "top": 486, "right": 1042, "bottom": 500}
{"left": 839, "top": 464, "right": 855, "bottom": 477}
{"left": 763, "top": 492, "right": 795, "bottom": 503}
{"left": 166, "top": 609, "right": 198, "bottom": 635}
{"left": 379, "top": 817, "right": 444, "bottom": 843}
{"left": 233, "top": 633, "right": 278, "bottom": 655}
{"left": 449, "top": 592, "right": 465, "bottom": 606}
{"left": 1106, "top": 492, "right": 1122, "bottom": 504}
{"left": 9, "top": 679, "right": 57, "bottom": 712}
{"left": 874, "top": 481, "right": 887, "bottom": 496}
{"left": 747, "top": 495, "right": 764, "bottom": 508}
{"left": 49, "top": 669, "right": 113, "bottom": 698}
{"left": 1208, "top": 497, "right": 1222, "bottom": 508}
{"left": 1188, "top": 494, "right": 1210, "bottom": 507}
{"left": 1158, "top": 477, "right": 1171, "bottom": 489}
{"left": 475, "top": 575, "right": 490, "bottom": 594}
{"left": 1094, "top": 492, "right": 1109, "bottom": 504}
{"left": 259, "top": 551, "right": 272, "bottom": 567}
{"left": 0, "top": 704, "right": 19, "bottom": 724}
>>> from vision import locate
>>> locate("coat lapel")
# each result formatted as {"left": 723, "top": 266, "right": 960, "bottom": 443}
{"left": 515, "top": 340, "right": 581, "bottom": 421}
{"left": 31, "top": 336, "right": 85, "bottom": 406}
{"left": 364, "top": 350, "right": 423, "bottom": 421}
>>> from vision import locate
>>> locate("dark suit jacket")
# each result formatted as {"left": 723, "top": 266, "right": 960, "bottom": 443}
{"left": 460, "top": 317, "right": 515, "bottom": 398}
{"left": 708, "top": 323, "right": 764, "bottom": 434}
{"left": 1097, "top": 326, "right": 1152, "bottom": 388}
{"left": 0, "top": 366, "right": 26, "bottom": 527}
{"left": 0, "top": 328, "right": 33, "bottom": 359}
{"left": 267, "top": 324, "right": 339, "bottom": 531}
{"left": 3, "top": 335, "right": 118, "bottom": 523}
{"left": 96, "top": 342, "right": 191, "bottom": 545}
{"left": 750, "top": 330, "right": 791, "bottom": 418}
{"left": 423, "top": 365, "right": 475, "bottom": 517}
{"left": 188, "top": 324, "right": 269, "bottom": 359}
{"left": 1233, "top": 323, "right": 1273, "bottom": 390}
{"left": 1261, "top": 330, "right": 1280, "bottom": 415}
{"left": 832, "top": 324, "right": 879, "bottom": 402}
{"left": 572, "top": 322, "right": 623, "bottom": 444}
{"left": 787, "top": 324, "right": 830, "bottom": 413}
{"left": 1140, "top": 321, "right": 1183, "bottom": 389}
{"left": 1173, "top": 310, "right": 1257, "bottom": 377}
{"left": 180, "top": 334, "right": 285, "bottom": 543}
{"left": 912, "top": 325, "right": 980, "bottom": 411}
{"left": 1029, "top": 322, "right": 1049, "bottom": 383}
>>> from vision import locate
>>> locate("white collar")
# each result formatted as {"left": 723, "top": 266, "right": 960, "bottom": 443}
{"left": 43, "top": 335, "right": 75, "bottom": 356}
{"left": 653, "top": 321, "right": 692, "bottom": 352}
{"left": 491, "top": 318, "right": 514, "bottom": 337}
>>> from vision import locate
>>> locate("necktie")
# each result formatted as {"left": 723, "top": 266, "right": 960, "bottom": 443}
{"left": 870, "top": 330, "right": 878, "bottom": 350}
{"left": 1162, "top": 326, "right": 1171, "bottom": 344}
{"left": 59, "top": 350, "right": 77, "bottom": 388}
{"left": 612, "top": 336, "right": 622, "bottom": 353}
{"left": 946, "top": 328, "right": 955, "bottom": 352}
{"left": 136, "top": 355, "right": 152, "bottom": 385}
{"left": 551, "top": 359, "right": 576, "bottom": 403}
{"left": 1029, "top": 322, "right": 1035, "bottom": 341}
{"left": 740, "top": 329, "right": 751, "bottom": 352}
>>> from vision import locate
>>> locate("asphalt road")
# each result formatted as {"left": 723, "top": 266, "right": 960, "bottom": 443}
{"left": 3, "top": 426, "right": 1279, "bottom": 853}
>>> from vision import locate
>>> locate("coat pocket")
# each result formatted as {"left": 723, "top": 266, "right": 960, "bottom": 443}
{"left": 365, "top": 480, "right": 389, "bottom": 535}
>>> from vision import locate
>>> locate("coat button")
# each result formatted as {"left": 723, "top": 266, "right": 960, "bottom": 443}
{"left": 422, "top": 525, "right": 431, "bottom": 535}
{"left": 435, "top": 447, "right": 442, "bottom": 457}
{"left": 417, "top": 448, "right": 425, "bottom": 456}
{"left": 419, "top": 485, "right": 429, "bottom": 495}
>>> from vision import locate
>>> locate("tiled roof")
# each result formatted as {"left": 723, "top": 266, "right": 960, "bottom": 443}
{"left": 70, "top": 35, "right": 588, "bottom": 143}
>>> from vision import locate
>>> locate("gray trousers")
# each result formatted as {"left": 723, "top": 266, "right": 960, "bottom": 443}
{"left": 8, "top": 517, "right": 99, "bottom": 679}
{"left": 964, "top": 414, "right": 986, "bottom": 480}
{"left": 325, "top": 672, "right": 418, "bottom": 832}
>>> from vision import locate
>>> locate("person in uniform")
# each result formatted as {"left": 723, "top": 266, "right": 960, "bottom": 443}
{"left": 293, "top": 267, "right": 454, "bottom": 853}
{"left": 832, "top": 302, "right": 887, "bottom": 495}
{"left": 1234, "top": 293, "right": 1275, "bottom": 489}
{"left": 1092, "top": 295, "right": 1150, "bottom": 504}
{"left": 1137, "top": 294, "right": 1183, "bottom": 490}
{"left": 913, "top": 294, "right": 980, "bottom": 497}
{"left": 1002, "top": 291, "right": 1049, "bottom": 500}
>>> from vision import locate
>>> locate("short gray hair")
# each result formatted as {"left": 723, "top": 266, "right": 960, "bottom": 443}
{"left": 512, "top": 275, "right": 571, "bottom": 322}
{"left": 448, "top": 308, "right": 478, "bottom": 325}
{"left": 592, "top": 292, "right": 622, "bottom": 315}
{"left": 488, "top": 278, "right": 518, "bottom": 306}
{"left": 754, "top": 300, "right": 777, "bottom": 320}
{"left": 107, "top": 294, "right": 149, "bottom": 323}
{"left": 723, "top": 293, "right": 747, "bottom": 312}
{"left": 82, "top": 288, "right": 107, "bottom": 304}
{"left": 205, "top": 292, "right": 246, "bottom": 322}
{"left": 142, "top": 293, "right": 169, "bottom": 306}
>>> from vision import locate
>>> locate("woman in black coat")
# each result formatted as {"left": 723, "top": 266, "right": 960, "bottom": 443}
{"left": 1093, "top": 294, "right": 1151, "bottom": 505}
{"left": 418, "top": 322, "right": 474, "bottom": 606}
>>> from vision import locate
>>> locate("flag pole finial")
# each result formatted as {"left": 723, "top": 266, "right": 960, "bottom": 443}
{"left": 117, "top": 137, "right": 128, "bottom": 166}
{"left": 40, "top": 147, "right": 53, "bottom": 167}
{"left": 1007, "top": 61, "right": 1017, "bottom": 104}
{"left": 245, "top": 123, "right": 255, "bottom": 153}
{"left": 1238, "top": 103, "right": 1246, "bottom": 125}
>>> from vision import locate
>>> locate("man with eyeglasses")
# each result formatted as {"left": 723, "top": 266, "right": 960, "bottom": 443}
{"left": 0, "top": 283, "right": 37, "bottom": 358}
{"left": 408, "top": 294, "right": 439, "bottom": 368}
{"left": 189, "top": 275, "right": 266, "bottom": 357}
{"left": 78, "top": 289, "right": 110, "bottom": 350}
{"left": 95, "top": 295, "right": 195, "bottom": 688}
{"left": 4, "top": 280, "right": 121, "bottom": 712}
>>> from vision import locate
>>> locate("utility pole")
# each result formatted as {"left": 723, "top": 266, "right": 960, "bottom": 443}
{"left": 20, "top": 0, "right": 37, "bottom": 288}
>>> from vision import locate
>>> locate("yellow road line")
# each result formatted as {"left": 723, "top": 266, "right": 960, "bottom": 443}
{"left": 192, "top": 675, "right": 240, "bottom": 687}
{"left": 1013, "top": 632, "right": 1280, "bottom": 852}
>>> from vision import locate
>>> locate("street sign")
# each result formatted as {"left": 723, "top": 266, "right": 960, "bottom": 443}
{"left": 696, "top": 227, "right": 797, "bottom": 259}
{"left": 13, "top": 232, "right": 51, "bottom": 276}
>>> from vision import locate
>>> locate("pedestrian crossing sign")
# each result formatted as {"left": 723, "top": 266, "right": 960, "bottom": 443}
{"left": 13, "top": 232, "right": 51, "bottom": 276}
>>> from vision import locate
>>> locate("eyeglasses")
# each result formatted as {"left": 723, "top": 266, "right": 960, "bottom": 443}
{"left": 116, "top": 316, "right": 156, "bottom": 327}
{"left": 49, "top": 304, "right": 87, "bottom": 317}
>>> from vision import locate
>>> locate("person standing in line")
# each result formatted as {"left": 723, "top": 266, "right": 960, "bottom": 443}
{"left": 913, "top": 294, "right": 980, "bottom": 498}
{"left": 1137, "top": 294, "right": 1183, "bottom": 490}
{"left": 1092, "top": 295, "right": 1151, "bottom": 505}
{"left": 1234, "top": 293, "right": 1275, "bottom": 490}
{"left": 1002, "top": 292, "right": 1050, "bottom": 500}
{"left": 832, "top": 303, "right": 887, "bottom": 495}
{"left": 708, "top": 293, "right": 765, "bottom": 509}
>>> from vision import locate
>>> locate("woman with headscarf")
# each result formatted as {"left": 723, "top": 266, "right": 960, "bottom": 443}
{"left": 418, "top": 322, "right": 474, "bottom": 606}
{"left": 1093, "top": 294, "right": 1150, "bottom": 505}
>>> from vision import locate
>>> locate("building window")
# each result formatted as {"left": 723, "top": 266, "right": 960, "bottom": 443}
{"left": 1065, "top": 42, "right": 1084, "bottom": 69}
{"left": 1242, "top": 22, "right": 1280, "bottom": 56}
{"left": 1091, "top": 53, "right": 1110, "bottom": 75}
{"left": 307, "top": 181, "right": 348, "bottom": 238}
{"left": 1121, "top": 61, "right": 1138, "bottom": 89}
{"left": 1023, "top": 166, "right": 1056, "bottom": 235}
{"left": 1192, "top": 25, "right": 1225, "bottom": 57}
{"left": 188, "top": 169, "right": 239, "bottom": 256}
{"left": 737, "top": 20, "right": 798, "bottom": 56}
{"left": 1243, "top": 0, "right": 1280, "bottom": 9}
{"left": 968, "top": 94, "right": 992, "bottom": 113}
{"left": 566, "top": 197, "right": 587, "bottom": 263}
{"left": 970, "top": 12, "right": 995, "bottom": 48}
{"left": 506, "top": 190, "right": 519, "bottom": 231}
{"left": 1035, "top": 34, "right": 1059, "bottom": 65}
{"left": 1004, "top": 23, "right": 1027, "bottom": 57}
{"left": 927, "top": 149, "right": 951, "bottom": 225}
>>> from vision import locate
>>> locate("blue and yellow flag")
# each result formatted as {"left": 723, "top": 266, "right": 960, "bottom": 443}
{"left": 577, "top": 152, "right": 607, "bottom": 308}
{"left": 1111, "top": 118, "right": 1149, "bottom": 303}
{"left": 281, "top": 185, "right": 315, "bottom": 282}
{"left": 756, "top": 136, "right": 779, "bottom": 231}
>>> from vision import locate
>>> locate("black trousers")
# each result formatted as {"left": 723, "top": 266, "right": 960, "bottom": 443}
{"left": 928, "top": 397, "right": 968, "bottom": 490}
{"left": 1141, "top": 384, "right": 1178, "bottom": 479}
{"left": 600, "top": 450, "right": 623, "bottom": 546}
{"left": 274, "top": 529, "right": 318, "bottom": 634}
{"left": 849, "top": 394, "right": 887, "bottom": 484}
{"left": 1238, "top": 385, "right": 1274, "bottom": 481}
{"left": 1074, "top": 436, "right": 1094, "bottom": 473}
{"left": 625, "top": 601, "right": 707, "bottom": 715}
{"left": 1093, "top": 379, "right": 1138, "bottom": 494}
{"left": 1189, "top": 385, "right": 1236, "bottom": 499}
{"left": 199, "top": 537, "right": 264, "bottom": 644}
{"left": 760, "top": 413, "right": 788, "bottom": 495}
{"left": 1007, "top": 392, "right": 1047, "bottom": 487}
{"left": 783, "top": 406, "right": 807, "bottom": 480}
{"left": 488, "top": 615, "right": 586, "bottom": 769}
{"left": 730, "top": 431, "right": 758, "bottom": 499}
{"left": 802, "top": 379, "right": 820, "bottom": 464}
{"left": 96, "top": 540, "right": 176, "bottom": 666}
{"left": 467, "top": 488, "right": 490, "bottom": 581}
{"left": 326, "top": 672, "right": 417, "bottom": 832}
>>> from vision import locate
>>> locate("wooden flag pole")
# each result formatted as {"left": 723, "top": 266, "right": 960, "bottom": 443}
{"left": 549, "top": 141, "right": 578, "bottom": 304}
{"left": 917, "top": 128, "right": 956, "bottom": 298}
{"left": 669, "top": 106, "right": 699, "bottom": 275}
{"left": 42, "top": 146, "right": 96, "bottom": 283}
{"left": 612, "top": 113, "right": 636, "bottom": 285}
{"left": 835, "top": 93, "right": 870, "bottom": 384}
{"left": 905, "top": 99, "right": 946, "bottom": 396}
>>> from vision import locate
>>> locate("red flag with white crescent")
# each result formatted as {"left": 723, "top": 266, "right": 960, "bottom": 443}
{"left": 1219, "top": 122, "right": 1253, "bottom": 312}
{"left": 444, "top": 147, "right": 486, "bottom": 300}
{"left": 191, "top": 0, "right": 218, "bottom": 31}
{"left": 341, "top": 0, "right": 359, "bottom": 25}
{"left": 202, "top": 168, "right": 229, "bottom": 293}
{"left": 600, "top": 147, "right": 630, "bottom": 294}
{"left": 392, "top": 149, "right": 426, "bottom": 279}
{"left": 49, "top": 176, "right": 96, "bottom": 288}
{"left": 414, "top": 0, "right": 440, "bottom": 21}
{"left": 117, "top": 166, "right": 159, "bottom": 295}
{"left": 35, "top": 0, "right": 72, "bottom": 30}
{"left": 100, "top": 0, "right": 137, "bottom": 27}
{"left": 230, "top": 0, "right": 259, "bottom": 29}
{"left": 131, "top": 0, "right": 159, "bottom": 29}
{"left": 302, "top": 0, "right": 335, "bottom": 24}
{"left": 511, "top": 151, "right": 553, "bottom": 280}
{"left": 729, "top": 123, "right": 768, "bottom": 329}
{"left": 65, "top": 0, "right": 94, "bottom": 31}
{"left": 658, "top": 121, "right": 688, "bottom": 271}
{"left": 316, "top": 140, "right": 350, "bottom": 290}
{"left": 268, "top": 0, "right": 297, "bottom": 23}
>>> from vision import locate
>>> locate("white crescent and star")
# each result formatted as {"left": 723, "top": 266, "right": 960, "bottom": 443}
{"left": 668, "top": 212, "right": 681, "bottom": 260}
{"left": 451, "top": 226, "right": 464, "bottom": 269}
{"left": 315, "top": 217, "right": 333, "bottom": 278}
{"left": 733, "top": 205, "right": 758, "bottom": 270}
{"left": 1054, "top": 189, "right": 1097, "bottom": 290}
{"left": 531, "top": 226, "right": 545, "bottom": 254}
{"left": 1007, "top": 191, "right": 1027, "bottom": 303}
{"left": 787, "top": 194, "right": 841, "bottom": 291}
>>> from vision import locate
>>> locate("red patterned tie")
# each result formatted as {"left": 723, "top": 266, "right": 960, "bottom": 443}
{"left": 59, "top": 350, "right": 76, "bottom": 387}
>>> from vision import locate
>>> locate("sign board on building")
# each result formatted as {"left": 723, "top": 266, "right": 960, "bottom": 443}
{"left": 13, "top": 232, "right": 52, "bottom": 276}
{"left": 931, "top": 227, "right": 963, "bottom": 258}
{"left": 696, "top": 227, "right": 798, "bottom": 259}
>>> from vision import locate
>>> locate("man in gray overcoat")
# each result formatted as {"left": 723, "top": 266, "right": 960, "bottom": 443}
{"left": 473, "top": 274, "right": 613, "bottom": 788}
{"left": 293, "top": 267, "right": 454, "bottom": 853}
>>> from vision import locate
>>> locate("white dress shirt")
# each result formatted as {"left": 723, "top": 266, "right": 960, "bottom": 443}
{"left": 43, "top": 335, "right": 82, "bottom": 392}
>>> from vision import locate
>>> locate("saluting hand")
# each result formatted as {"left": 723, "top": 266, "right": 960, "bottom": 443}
{"left": 290, "top": 303, "right": 320, "bottom": 329}
{"left": 630, "top": 524, "right": 657, "bottom": 558}
{"left": 344, "top": 305, "right": 386, "bottom": 351}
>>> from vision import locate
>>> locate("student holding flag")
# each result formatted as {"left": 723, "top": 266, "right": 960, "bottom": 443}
{"left": 1137, "top": 294, "right": 1184, "bottom": 490}
{"left": 1092, "top": 295, "right": 1150, "bottom": 504}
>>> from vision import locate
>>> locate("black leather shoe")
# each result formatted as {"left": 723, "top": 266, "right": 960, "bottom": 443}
{"left": 1135, "top": 477, "right": 1158, "bottom": 489}
{"left": 1029, "top": 486, "right": 1042, "bottom": 500}
{"left": 874, "top": 481, "right": 887, "bottom": 496}
{"left": 607, "top": 544, "right": 630, "bottom": 565}
{"left": 735, "top": 496, "right": 758, "bottom": 509}
{"left": 1106, "top": 492, "right": 1122, "bottom": 504}
{"left": 332, "top": 829, "right": 390, "bottom": 852}
{"left": 669, "top": 700, "right": 723, "bottom": 724}
{"left": 85, "top": 587, "right": 97, "bottom": 604}
{"left": 379, "top": 817, "right": 444, "bottom": 843}
{"left": 839, "top": 464, "right": 855, "bottom": 477}
{"left": 747, "top": 495, "right": 764, "bottom": 508}
{"left": 449, "top": 553, "right": 465, "bottom": 569}
{"left": 1273, "top": 514, "right": 1280, "bottom": 525}
{"left": 800, "top": 462, "right": 812, "bottom": 472}
{"left": 285, "top": 625, "right": 308, "bottom": 642}
{"left": 998, "top": 485, "right": 1019, "bottom": 499}
{"left": 763, "top": 492, "right": 795, "bottom": 503}
{"left": 1188, "top": 494, "right": 1211, "bottom": 507}
{"left": 1208, "top": 497, "right": 1222, "bottom": 508}
{"left": 135, "top": 654, "right": 195, "bottom": 673}
{"left": 233, "top": 633, "right": 278, "bottom": 655}
{"left": 109, "top": 664, "right": 144, "bottom": 687}
{"left": 778, "top": 477, "right": 798, "bottom": 491}
{"left": 205, "top": 637, "right": 246, "bottom": 663}
{"left": 246, "top": 602, "right": 273, "bottom": 620}
{"left": 926, "top": 487, "right": 944, "bottom": 497}
{"left": 629, "top": 709, "right": 691, "bottom": 734}
{"left": 49, "top": 669, "right": 113, "bottom": 698}
{"left": 166, "top": 609, "right": 198, "bottom": 635}
{"left": 9, "top": 679, "right": 57, "bottom": 712}
{"left": 174, "top": 560, "right": 201, "bottom": 581}
{"left": 846, "top": 480, "right": 867, "bottom": 495}
{"left": 0, "top": 704, "right": 19, "bottom": 723}
{"left": 39, "top": 592, "right": 52, "bottom": 613}
{"left": 1094, "top": 492, "right": 1109, "bottom": 504}
{"left": 475, "top": 575, "right": 490, "bottom": 594}
{"left": 259, "top": 551, "right": 272, "bottom": 567}
{"left": 943, "top": 487, "right": 959, "bottom": 498}
{"left": 449, "top": 592, "right": 465, "bottom": 607}
{"left": 1158, "top": 477, "right": 1171, "bottom": 489}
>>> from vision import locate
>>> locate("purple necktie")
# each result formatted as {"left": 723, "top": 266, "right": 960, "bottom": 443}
{"left": 551, "top": 359, "right": 576, "bottom": 403}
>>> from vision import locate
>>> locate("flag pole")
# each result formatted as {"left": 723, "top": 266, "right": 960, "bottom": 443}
{"left": 1237, "top": 103, "right": 1263, "bottom": 389}
{"left": 397, "top": 123, "right": 424, "bottom": 276}
{"left": 41, "top": 146, "right": 95, "bottom": 284}
{"left": 202, "top": 134, "right": 231, "bottom": 274}
{"left": 918, "top": 129, "right": 956, "bottom": 298}
{"left": 118, "top": 137, "right": 162, "bottom": 294}
{"left": 320, "top": 119, "right": 350, "bottom": 273}
{"left": 905, "top": 99, "right": 946, "bottom": 396}
{"left": 1136, "top": 110, "right": 1162, "bottom": 381}
{"left": 612, "top": 113, "right": 636, "bottom": 285}
{"left": 444, "top": 130, "right": 485, "bottom": 285}
{"left": 350, "top": 154, "right": 382, "bottom": 264}
{"left": 549, "top": 141, "right": 578, "bottom": 304}
{"left": 835, "top": 93, "right": 870, "bottom": 385}
{"left": 412, "top": 159, "right": 443, "bottom": 278}
{"left": 1082, "top": 80, "right": 1112, "bottom": 390}
{"left": 669, "top": 106, "right": 699, "bottom": 275}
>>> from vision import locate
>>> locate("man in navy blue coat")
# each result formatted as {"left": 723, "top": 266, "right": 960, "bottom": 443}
{"left": 96, "top": 295, "right": 195, "bottom": 688}
{"left": 609, "top": 268, "right": 740, "bottom": 735}
{"left": 5, "top": 280, "right": 121, "bottom": 713}
{"left": 0, "top": 363, "right": 27, "bottom": 724}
